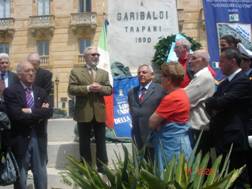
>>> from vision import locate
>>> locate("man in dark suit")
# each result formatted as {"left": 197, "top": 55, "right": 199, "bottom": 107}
{"left": 27, "top": 52, "right": 53, "bottom": 97}
{"left": 4, "top": 60, "right": 53, "bottom": 189}
{"left": 206, "top": 47, "right": 251, "bottom": 188}
{"left": 0, "top": 53, "right": 19, "bottom": 106}
{"left": 128, "top": 64, "right": 166, "bottom": 160}
{"left": 68, "top": 46, "right": 112, "bottom": 173}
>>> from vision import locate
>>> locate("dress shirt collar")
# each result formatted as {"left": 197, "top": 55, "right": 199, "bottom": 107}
{"left": 227, "top": 68, "right": 241, "bottom": 82}
{"left": 140, "top": 81, "right": 152, "bottom": 91}
{"left": 20, "top": 81, "right": 33, "bottom": 91}
{"left": 85, "top": 64, "right": 97, "bottom": 70}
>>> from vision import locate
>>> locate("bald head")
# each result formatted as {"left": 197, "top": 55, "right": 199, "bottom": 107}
{"left": 190, "top": 49, "right": 209, "bottom": 74}
{"left": 27, "top": 52, "right": 40, "bottom": 70}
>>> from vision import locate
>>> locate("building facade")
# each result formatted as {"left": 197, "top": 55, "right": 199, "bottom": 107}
{"left": 0, "top": 0, "right": 205, "bottom": 114}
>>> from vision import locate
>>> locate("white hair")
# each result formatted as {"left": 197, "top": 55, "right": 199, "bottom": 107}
{"left": 137, "top": 64, "right": 154, "bottom": 73}
{"left": 176, "top": 39, "right": 192, "bottom": 50}
{"left": 194, "top": 49, "right": 210, "bottom": 63}
{"left": 83, "top": 46, "right": 97, "bottom": 55}
{"left": 0, "top": 53, "right": 9, "bottom": 59}
{"left": 16, "top": 61, "right": 32, "bottom": 75}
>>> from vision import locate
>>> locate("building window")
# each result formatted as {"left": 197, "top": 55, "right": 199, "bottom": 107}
{"left": 0, "top": 0, "right": 10, "bottom": 18}
{"left": 79, "top": 0, "right": 91, "bottom": 12}
{"left": 38, "top": 0, "right": 50, "bottom": 15}
{"left": 0, "top": 43, "right": 9, "bottom": 53}
{"left": 79, "top": 39, "right": 91, "bottom": 54}
{"left": 37, "top": 40, "right": 49, "bottom": 56}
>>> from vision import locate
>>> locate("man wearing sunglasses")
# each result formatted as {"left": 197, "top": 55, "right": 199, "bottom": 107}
{"left": 68, "top": 46, "right": 112, "bottom": 173}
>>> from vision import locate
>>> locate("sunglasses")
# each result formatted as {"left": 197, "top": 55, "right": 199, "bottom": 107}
{"left": 90, "top": 53, "right": 100, "bottom": 57}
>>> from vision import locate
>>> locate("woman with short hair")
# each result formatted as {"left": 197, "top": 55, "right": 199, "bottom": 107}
{"left": 149, "top": 62, "right": 192, "bottom": 176}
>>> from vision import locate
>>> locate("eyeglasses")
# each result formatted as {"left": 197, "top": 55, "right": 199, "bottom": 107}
{"left": 90, "top": 53, "right": 100, "bottom": 57}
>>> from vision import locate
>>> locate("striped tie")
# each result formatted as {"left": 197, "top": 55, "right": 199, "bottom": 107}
{"left": 25, "top": 88, "right": 34, "bottom": 108}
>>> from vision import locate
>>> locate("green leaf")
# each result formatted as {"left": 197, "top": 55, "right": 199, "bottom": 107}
{"left": 203, "top": 155, "right": 223, "bottom": 187}
{"left": 163, "top": 156, "right": 176, "bottom": 183}
{"left": 140, "top": 169, "right": 166, "bottom": 189}
{"left": 219, "top": 144, "right": 233, "bottom": 180}
{"left": 190, "top": 151, "right": 202, "bottom": 182}
{"left": 188, "top": 130, "right": 203, "bottom": 169}
{"left": 203, "top": 166, "right": 245, "bottom": 189}
{"left": 175, "top": 153, "right": 187, "bottom": 188}
{"left": 192, "top": 152, "right": 210, "bottom": 189}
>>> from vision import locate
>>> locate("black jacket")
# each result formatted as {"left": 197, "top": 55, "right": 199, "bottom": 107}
{"left": 206, "top": 71, "right": 251, "bottom": 152}
{"left": 3, "top": 82, "right": 53, "bottom": 157}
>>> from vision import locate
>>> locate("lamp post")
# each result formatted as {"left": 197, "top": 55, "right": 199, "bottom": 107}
{"left": 55, "top": 76, "right": 59, "bottom": 109}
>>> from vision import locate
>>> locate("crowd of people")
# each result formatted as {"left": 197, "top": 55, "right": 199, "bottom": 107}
{"left": 129, "top": 37, "right": 252, "bottom": 188}
{"left": 0, "top": 34, "right": 252, "bottom": 189}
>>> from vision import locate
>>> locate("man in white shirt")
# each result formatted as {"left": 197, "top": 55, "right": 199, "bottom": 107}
{"left": 185, "top": 50, "right": 215, "bottom": 154}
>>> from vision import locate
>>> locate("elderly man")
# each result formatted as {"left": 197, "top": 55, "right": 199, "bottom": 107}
{"left": 128, "top": 64, "right": 166, "bottom": 160}
{"left": 185, "top": 50, "right": 215, "bottom": 154}
{"left": 4, "top": 61, "right": 53, "bottom": 189}
{"left": 68, "top": 46, "right": 112, "bottom": 173}
{"left": 206, "top": 47, "right": 251, "bottom": 188}
{"left": 27, "top": 53, "right": 52, "bottom": 97}
{"left": 174, "top": 39, "right": 193, "bottom": 88}
{"left": 0, "top": 53, "right": 18, "bottom": 98}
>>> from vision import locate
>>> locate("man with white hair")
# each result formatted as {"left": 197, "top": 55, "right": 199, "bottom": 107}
{"left": 174, "top": 39, "right": 193, "bottom": 88}
{"left": 0, "top": 53, "right": 18, "bottom": 98}
{"left": 4, "top": 60, "right": 52, "bottom": 189}
{"left": 68, "top": 46, "right": 112, "bottom": 173}
{"left": 128, "top": 64, "right": 166, "bottom": 160}
{"left": 185, "top": 50, "right": 215, "bottom": 154}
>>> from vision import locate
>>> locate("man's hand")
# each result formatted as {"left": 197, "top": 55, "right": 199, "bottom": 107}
{"left": 89, "top": 82, "right": 102, "bottom": 93}
{"left": 42, "top": 103, "right": 49, "bottom": 108}
{"left": 22, "top": 108, "right": 32, "bottom": 113}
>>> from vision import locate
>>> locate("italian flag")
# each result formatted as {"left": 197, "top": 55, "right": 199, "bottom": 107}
{"left": 98, "top": 22, "right": 114, "bottom": 128}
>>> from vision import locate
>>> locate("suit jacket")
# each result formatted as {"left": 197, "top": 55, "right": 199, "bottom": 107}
{"left": 3, "top": 82, "right": 53, "bottom": 157}
{"left": 128, "top": 82, "right": 166, "bottom": 147}
{"left": 206, "top": 71, "right": 250, "bottom": 152}
{"left": 7, "top": 71, "right": 19, "bottom": 87}
{"left": 34, "top": 68, "right": 53, "bottom": 96}
{"left": 68, "top": 66, "right": 112, "bottom": 123}
{"left": 185, "top": 67, "right": 215, "bottom": 130}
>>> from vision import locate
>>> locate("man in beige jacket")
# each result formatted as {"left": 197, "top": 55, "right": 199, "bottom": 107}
{"left": 68, "top": 46, "right": 112, "bottom": 173}
{"left": 185, "top": 50, "right": 215, "bottom": 154}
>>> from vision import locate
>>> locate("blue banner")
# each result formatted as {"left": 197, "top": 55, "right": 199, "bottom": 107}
{"left": 113, "top": 76, "right": 139, "bottom": 137}
{"left": 203, "top": 0, "right": 252, "bottom": 80}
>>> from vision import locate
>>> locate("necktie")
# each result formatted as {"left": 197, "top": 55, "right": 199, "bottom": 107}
{"left": 25, "top": 88, "right": 34, "bottom": 108}
{"left": 1, "top": 73, "right": 5, "bottom": 80}
{"left": 89, "top": 68, "right": 96, "bottom": 81}
{"left": 139, "top": 87, "right": 146, "bottom": 102}
{"left": 1, "top": 73, "right": 5, "bottom": 89}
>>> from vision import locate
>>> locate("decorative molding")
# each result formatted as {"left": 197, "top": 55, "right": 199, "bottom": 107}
{"left": 0, "top": 18, "right": 15, "bottom": 40}
{"left": 70, "top": 12, "right": 97, "bottom": 35}
{"left": 29, "top": 15, "right": 55, "bottom": 38}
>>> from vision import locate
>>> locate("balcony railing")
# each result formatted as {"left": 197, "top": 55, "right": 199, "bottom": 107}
{"left": 40, "top": 55, "right": 49, "bottom": 64}
{"left": 29, "top": 15, "right": 55, "bottom": 29}
{"left": 0, "top": 17, "right": 15, "bottom": 31}
{"left": 70, "top": 12, "right": 97, "bottom": 27}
